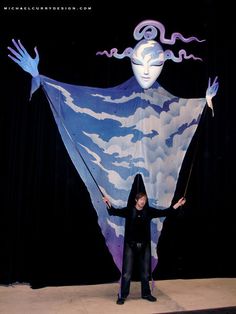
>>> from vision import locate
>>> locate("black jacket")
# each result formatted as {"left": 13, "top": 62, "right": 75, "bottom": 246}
{"left": 107, "top": 205, "right": 175, "bottom": 244}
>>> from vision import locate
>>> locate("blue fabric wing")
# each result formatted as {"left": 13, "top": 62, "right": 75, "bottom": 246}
{"left": 36, "top": 75, "right": 206, "bottom": 273}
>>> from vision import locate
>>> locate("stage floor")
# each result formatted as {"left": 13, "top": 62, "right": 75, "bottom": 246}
{"left": 0, "top": 278, "right": 236, "bottom": 313}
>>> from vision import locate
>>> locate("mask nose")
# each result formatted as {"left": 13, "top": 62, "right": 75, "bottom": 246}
{"left": 143, "top": 63, "right": 149, "bottom": 75}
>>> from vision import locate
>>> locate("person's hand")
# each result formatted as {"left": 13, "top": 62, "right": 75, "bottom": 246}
{"left": 173, "top": 197, "right": 186, "bottom": 209}
{"left": 102, "top": 196, "right": 111, "bottom": 208}
{"left": 8, "top": 39, "right": 39, "bottom": 77}
{"left": 206, "top": 76, "right": 219, "bottom": 117}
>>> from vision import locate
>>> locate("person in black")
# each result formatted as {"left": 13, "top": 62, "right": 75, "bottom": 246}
{"left": 103, "top": 192, "right": 186, "bottom": 305}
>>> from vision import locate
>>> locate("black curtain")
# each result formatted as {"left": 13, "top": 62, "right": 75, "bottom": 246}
{"left": 1, "top": 0, "right": 235, "bottom": 288}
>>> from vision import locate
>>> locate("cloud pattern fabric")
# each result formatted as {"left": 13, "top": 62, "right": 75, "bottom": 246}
{"left": 35, "top": 75, "right": 206, "bottom": 274}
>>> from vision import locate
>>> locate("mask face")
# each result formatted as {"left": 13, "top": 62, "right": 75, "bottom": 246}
{"left": 131, "top": 40, "right": 165, "bottom": 89}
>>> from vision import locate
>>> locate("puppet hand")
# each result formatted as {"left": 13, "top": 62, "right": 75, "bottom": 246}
{"left": 8, "top": 39, "right": 39, "bottom": 77}
{"left": 206, "top": 76, "right": 219, "bottom": 117}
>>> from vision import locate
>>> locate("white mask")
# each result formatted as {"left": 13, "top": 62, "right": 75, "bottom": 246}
{"left": 131, "top": 40, "right": 164, "bottom": 89}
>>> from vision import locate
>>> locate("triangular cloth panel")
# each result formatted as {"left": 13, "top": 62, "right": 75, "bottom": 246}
{"left": 34, "top": 75, "right": 206, "bottom": 273}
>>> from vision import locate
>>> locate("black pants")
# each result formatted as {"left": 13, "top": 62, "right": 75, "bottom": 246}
{"left": 120, "top": 241, "right": 151, "bottom": 298}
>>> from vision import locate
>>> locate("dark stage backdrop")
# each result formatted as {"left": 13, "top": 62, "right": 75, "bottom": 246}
{"left": 0, "top": 1, "right": 235, "bottom": 288}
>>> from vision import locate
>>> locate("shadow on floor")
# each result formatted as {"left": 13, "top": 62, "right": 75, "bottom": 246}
{"left": 159, "top": 305, "right": 236, "bottom": 314}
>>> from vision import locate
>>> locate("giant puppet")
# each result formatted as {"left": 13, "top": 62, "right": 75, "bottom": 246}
{"left": 8, "top": 20, "right": 218, "bottom": 281}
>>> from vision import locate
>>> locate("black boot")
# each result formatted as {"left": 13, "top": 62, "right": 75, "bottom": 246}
{"left": 142, "top": 294, "right": 157, "bottom": 302}
{"left": 116, "top": 296, "right": 126, "bottom": 305}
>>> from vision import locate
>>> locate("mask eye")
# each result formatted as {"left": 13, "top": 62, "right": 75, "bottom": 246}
{"left": 131, "top": 59, "right": 142, "bottom": 66}
{"left": 151, "top": 62, "right": 164, "bottom": 67}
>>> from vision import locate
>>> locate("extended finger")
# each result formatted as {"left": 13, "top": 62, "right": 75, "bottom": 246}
{"left": 7, "top": 46, "right": 22, "bottom": 61}
{"left": 18, "top": 39, "right": 29, "bottom": 55}
{"left": 8, "top": 54, "right": 22, "bottom": 66}
{"left": 12, "top": 39, "right": 26, "bottom": 56}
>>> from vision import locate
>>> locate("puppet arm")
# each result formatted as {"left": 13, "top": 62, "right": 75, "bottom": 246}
{"left": 7, "top": 39, "right": 39, "bottom": 78}
{"left": 8, "top": 39, "right": 41, "bottom": 97}
{"left": 206, "top": 76, "right": 219, "bottom": 117}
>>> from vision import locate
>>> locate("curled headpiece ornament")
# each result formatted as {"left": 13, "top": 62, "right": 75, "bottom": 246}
{"left": 96, "top": 19, "right": 205, "bottom": 62}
